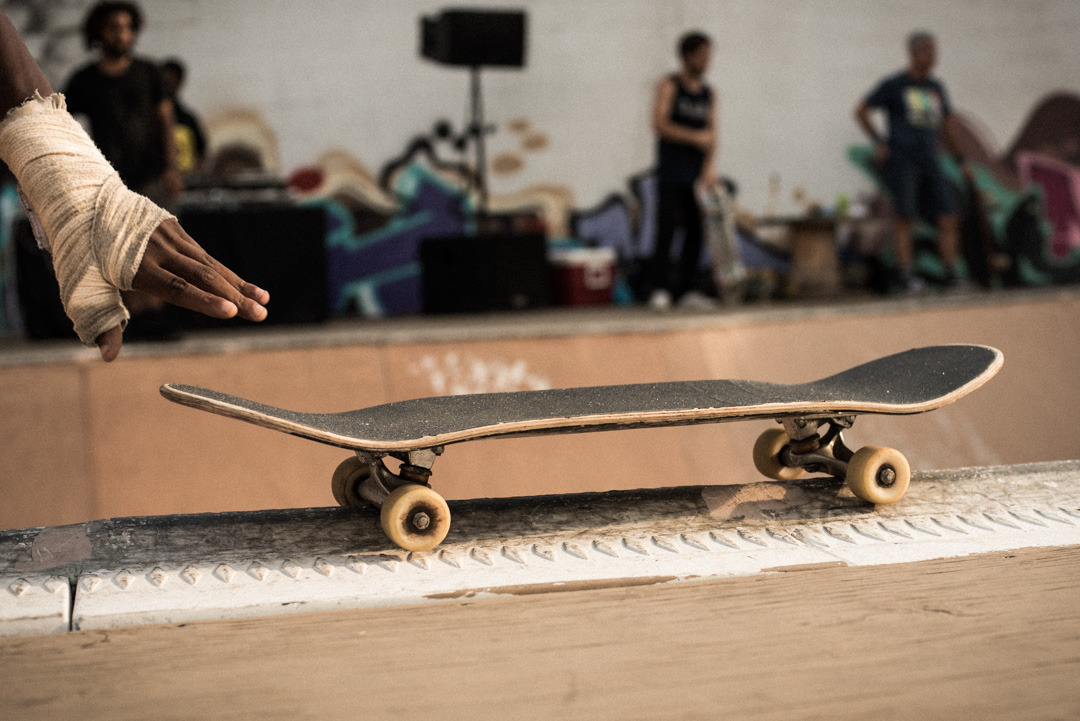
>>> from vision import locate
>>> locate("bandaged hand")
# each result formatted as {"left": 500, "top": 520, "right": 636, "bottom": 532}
{"left": 0, "top": 92, "right": 268, "bottom": 356}
{"left": 0, "top": 92, "right": 170, "bottom": 344}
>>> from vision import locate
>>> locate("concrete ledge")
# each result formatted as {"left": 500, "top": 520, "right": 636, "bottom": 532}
{"left": 0, "top": 574, "right": 70, "bottom": 637}
{"left": 2, "top": 460, "right": 1078, "bottom": 634}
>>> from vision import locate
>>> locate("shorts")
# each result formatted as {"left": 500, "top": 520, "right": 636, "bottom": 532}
{"left": 881, "top": 151, "right": 958, "bottom": 220}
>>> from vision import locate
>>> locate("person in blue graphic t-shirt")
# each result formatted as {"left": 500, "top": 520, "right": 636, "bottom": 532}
{"left": 855, "top": 31, "right": 971, "bottom": 294}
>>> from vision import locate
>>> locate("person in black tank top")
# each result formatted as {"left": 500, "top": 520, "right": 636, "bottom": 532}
{"left": 648, "top": 31, "right": 718, "bottom": 310}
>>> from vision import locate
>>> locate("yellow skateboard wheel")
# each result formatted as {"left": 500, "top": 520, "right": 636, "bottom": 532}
{"left": 380, "top": 484, "right": 451, "bottom": 551}
{"left": 331, "top": 456, "right": 369, "bottom": 507}
{"left": 752, "top": 428, "right": 806, "bottom": 481}
{"left": 846, "top": 445, "right": 910, "bottom": 504}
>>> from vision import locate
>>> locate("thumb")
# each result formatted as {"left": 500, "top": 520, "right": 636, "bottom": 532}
{"left": 95, "top": 324, "right": 124, "bottom": 362}
{"left": 52, "top": 259, "right": 130, "bottom": 348}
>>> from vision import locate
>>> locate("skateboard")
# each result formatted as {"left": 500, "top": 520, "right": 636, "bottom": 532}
{"left": 699, "top": 183, "right": 747, "bottom": 304}
{"left": 161, "top": 344, "right": 1002, "bottom": 552}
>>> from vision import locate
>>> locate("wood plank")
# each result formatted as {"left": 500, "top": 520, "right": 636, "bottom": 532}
{"left": 2, "top": 545, "right": 1077, "bottom": 720}
{"left": 0, "top": 365, "right": 95, "bottom": 528}
{"left": 3, "top": 292, "right": 1080, "bottom": 531}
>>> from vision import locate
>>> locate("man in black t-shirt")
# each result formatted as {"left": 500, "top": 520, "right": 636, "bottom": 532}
{"left": 65, "top": 2, "right": 181, "bottom": 205}
{"left": 648, "top": 31, "right": 718, "bottom": 311}
{"left": 855, "top": 31, "right": 970, "bottom": 293}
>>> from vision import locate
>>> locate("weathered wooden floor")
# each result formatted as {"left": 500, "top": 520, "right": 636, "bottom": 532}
{"left": 2, "top": 544, "right": 1078, "bottom": 721}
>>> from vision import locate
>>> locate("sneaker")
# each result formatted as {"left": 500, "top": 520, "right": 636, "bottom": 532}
{"left": 677, "top": 290, "right": 718, "bottom": 310}
{"left": 944, "top": 275, "right": 977, "bottom": 294}
{"left": 648, "top": 289, "right": 672, "bottom": 311}
{"left": 899, "top": 270, "right": 926, "bottom": 296}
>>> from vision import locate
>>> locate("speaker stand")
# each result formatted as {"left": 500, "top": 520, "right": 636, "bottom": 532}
{"left": 469, "top": 64, "right": 489, "bottom": 215}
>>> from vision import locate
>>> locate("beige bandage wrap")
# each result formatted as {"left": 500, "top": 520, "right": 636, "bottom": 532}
{"left": 0, "top": 93, "right": 173, "bottom": 345}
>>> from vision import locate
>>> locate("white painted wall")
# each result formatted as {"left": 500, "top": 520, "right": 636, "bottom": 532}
{"left": 22, "top": 0, "right": 1080, "bottom": 214}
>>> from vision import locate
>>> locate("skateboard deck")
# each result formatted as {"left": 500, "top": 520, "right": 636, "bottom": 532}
{"left": 161, "top": 344, "right": 1003, "bottom": 551}
{"left": 699, "top": 184, "right": 747, "bottom": 303}
{"left": 162, "top": 345, "right": 1000, "bottom": 451}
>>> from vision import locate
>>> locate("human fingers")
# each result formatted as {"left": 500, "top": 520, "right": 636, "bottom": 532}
{"left": 96, "top": 324, "right": 123, "bottom": 362}
{"left": 135, "top": 220, "right": 269, "bottom": 321}
{"left": 158, "top": 219, "right": 270, "bottom": 310}
{"left": 149, "top": 250, "right": 270, "bottom": 322}
{"left": 133, "top": 260, "right": 249, "bottom": 320}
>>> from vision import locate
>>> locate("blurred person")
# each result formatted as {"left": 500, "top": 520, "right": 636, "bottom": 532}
{"left": 65, "top": 1, "right": 181, "bottom": 205}
{"left": 855, "top": 30, "right": 971, "bottom": 294}
{"left": 161, "top": 58, "right": 207, "bottom": 178}
{"left": 0, "top": 9, "right": 268, "bottom": 362}
{"left": 648, "top": 31, "right": 718, "bottom": 311}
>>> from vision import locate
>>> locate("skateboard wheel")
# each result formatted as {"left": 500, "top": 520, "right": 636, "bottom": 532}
{"left": 846, "top": 446, "right": 910, "bottom": 505}
{"left": 331, "top": 456, "right": 370, "bottom": 508}
{"left": 380, "top": 484, "right": 451, "bottom": 552}
{"left": 752, "top": 429, "right": 806, "bottom": 481}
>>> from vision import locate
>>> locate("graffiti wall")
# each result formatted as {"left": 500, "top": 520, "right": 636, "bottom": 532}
{"left": 5, "top": 0, "right": 1079, "bottom": 216}
{"left": 3, "top": 0, "right": 1080, "bottom": 322}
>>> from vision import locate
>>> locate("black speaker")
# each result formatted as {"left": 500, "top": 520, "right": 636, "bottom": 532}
{"left": 421, "top": 9, "right": 527, "bottom": 68}
{"left": 421, "top": 233, "right": 550, "bottom": 313}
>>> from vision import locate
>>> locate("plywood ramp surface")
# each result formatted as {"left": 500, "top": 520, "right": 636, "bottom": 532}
{"left": 2, "top": 545, "right": 1077, "bottom": 721}
{"left": 2, "top": 290, "right": 1080, "bottom": 528}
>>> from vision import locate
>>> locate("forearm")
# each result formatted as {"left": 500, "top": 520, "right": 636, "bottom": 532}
{"left": 854, "top": 105, "right": 883, "bottom": 143}
{"left": 700, "top": 136, "right": 717, "bottom": 180}
{"left": 0, "top": 11, "right": 53, "bottom": 116}
{"left": 656, "top": 119, "right": 707, "bottom": 147}
{"left": 701, "top": 103, "right": 718, "bottom": 178}
{"left": 158, "top": 101, "right": 179, "bottom": 172}
{"left": 942, "top": 116, "right": 965, "bottom": 158}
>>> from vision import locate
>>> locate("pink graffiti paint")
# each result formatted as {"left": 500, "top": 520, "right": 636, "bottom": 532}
{"left": 1017, "top": 152, "right": 1080, "bottom": 259}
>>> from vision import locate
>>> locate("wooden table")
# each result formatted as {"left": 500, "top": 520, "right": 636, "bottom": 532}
{"left": 758, "top": 216, "right": 841, "bottom": 297}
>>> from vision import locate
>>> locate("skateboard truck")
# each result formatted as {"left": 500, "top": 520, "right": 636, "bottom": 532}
{"left": 331, "top": 447, "right": 452, "bottom": 552}
{"left": 351, "top": 447, "right": 444, "bottom": 506}
{"left": 756, "top": 414, "right": 909, "bottom": 503}
{"left": 778, "top": 415, "right": 855, "bottom": 478}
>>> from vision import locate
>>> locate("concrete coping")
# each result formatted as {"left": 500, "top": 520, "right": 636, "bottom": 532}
{"left": 2, "top": 460, "right": 1079, "bottom": 635}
